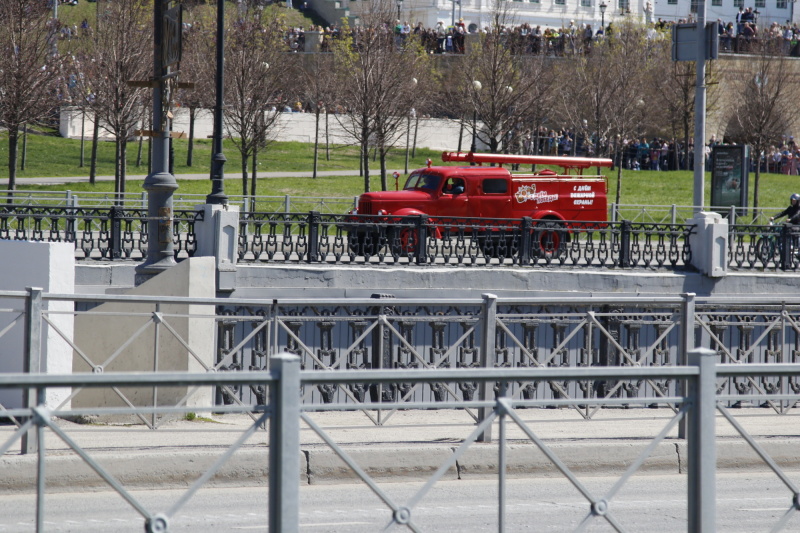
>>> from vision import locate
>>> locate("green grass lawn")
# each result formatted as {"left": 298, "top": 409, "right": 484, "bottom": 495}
{"left": 0, "top": 130, "right": 794, "bottom": 210}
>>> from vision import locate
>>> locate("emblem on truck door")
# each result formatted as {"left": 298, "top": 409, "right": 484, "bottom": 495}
{"left": 515, "top": 184, "right": 558, "bottom": 204}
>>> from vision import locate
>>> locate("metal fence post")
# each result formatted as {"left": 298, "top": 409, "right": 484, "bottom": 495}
{"left": 610, "top": 203, "right": 617, "bottom": 223}
{"left": 780, "top": 223, "right": 792, "bottom": 271}
{"left": 519, "top": 217, "right": 532, "bottom": 265}
{"left": 620, "top": 220, "right": 632, "bottom": 267}
{"left": 109, "top": 205, "right": 122, "bottom": 259}
{"left": 284, "top": 195, "right": 291, "bottom": 214}
{"left": 66, "top": 191, "right": 77, "bottom": 242}
{"left": 269, "top": 353, "right": 301, "bottom": 532}
{"left": 416, "top": 215, "right": 428, "bottom": 265}
{"left": 478, "top": 293, "right": 497, "bottom": 443}
{"left": 678, "top": 292, "right": 696, "bottom": 440}
{"left": 671, "top": 204, "right": 677, "bottom": 225}
{"left": 687, "top": 347, "right": 717, "bottom": 532}
{"left": 21, "top": 287, "right": 43, "bottom": 455}
{"left": 307, "top": 211, "right": 320, "bottom": 263}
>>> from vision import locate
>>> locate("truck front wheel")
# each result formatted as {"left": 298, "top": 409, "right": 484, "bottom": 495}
{"left": 389, "top": 227, "right": 419, "bottom": 254}
{"left": 348, "top": 231, "right": 380, "bottom": 256}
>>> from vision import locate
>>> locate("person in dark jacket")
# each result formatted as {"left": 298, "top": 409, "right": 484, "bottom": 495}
{"left": 771, "top": 193, "right": 800, "bottom": 223}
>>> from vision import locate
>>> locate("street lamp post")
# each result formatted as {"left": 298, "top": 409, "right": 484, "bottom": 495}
{"left": 396, "top": 0, "right": 403, "bottom": 20}
{"left": 207, "top": 0, "right": 228, "bottom": 205}
{"left": 600, "top": 1, "right": 607, "bottom": 33}
{"left": 137, "top": 0, "right": 180, "bottom": 276}
{"left": 470, "top": 80, "right": 482, "bottom": 155}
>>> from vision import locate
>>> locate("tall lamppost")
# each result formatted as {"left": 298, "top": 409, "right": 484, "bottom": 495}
{"left": 599, "top": 1, "right": 607, "bottom": 33}
{"left": 207, "top": 0, "right": 228, "bottom": 205}
{"left": 137, "top": 0, "right": 180, "bottom": 276}
{"left": 470, "top": 80, "right": 482, "bottom": 155}
{"left": 396, "top": 0, "right": 403, "bottom": 20}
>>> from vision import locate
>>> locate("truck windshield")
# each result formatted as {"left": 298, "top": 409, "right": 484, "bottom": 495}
{"left": 404, "top": 173, "right": 441, "bottom": 191}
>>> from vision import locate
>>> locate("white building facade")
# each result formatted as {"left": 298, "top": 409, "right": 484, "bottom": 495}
{"left": 344, "top": 0, "right": 647, "bottom": 31}
{"left": 337, "top": 0, "right": 795, "bottom": 31}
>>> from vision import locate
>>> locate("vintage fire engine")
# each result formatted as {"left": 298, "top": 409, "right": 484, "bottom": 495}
{"left": 346, "top": 151, "right": 613, "bottom": 256}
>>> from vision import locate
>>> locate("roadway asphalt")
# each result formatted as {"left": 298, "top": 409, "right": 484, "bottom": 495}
{"left": 1, "top": 407, "right": 798, "bottom": 493}
{"left": 20, "top": 170, "right": 382, "bottom": 186}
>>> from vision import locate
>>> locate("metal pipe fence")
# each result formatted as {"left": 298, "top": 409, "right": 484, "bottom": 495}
{"left": 2, "top": 353, "right": 800, "bottom": 532}
{"left": 0, "top": 190, "right": 359, "bottom": 214}
{"left": 1, "top": 191, "right": 781, "bottom": 224}
{"left": 5, "top": 289, "right": 800, "bottom": 432}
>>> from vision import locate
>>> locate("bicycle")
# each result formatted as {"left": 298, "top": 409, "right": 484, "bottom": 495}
{"left": 755, "top": 222, "right": 800, "bottom": 266}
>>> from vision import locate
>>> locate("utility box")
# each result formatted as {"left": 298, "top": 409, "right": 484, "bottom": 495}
{"left": 689, "top": 211, "right": 728, "bottom": 278}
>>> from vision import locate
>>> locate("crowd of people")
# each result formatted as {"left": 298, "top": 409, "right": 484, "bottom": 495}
{"left": 285, "top": 9, "right": 800, "bottom": 57}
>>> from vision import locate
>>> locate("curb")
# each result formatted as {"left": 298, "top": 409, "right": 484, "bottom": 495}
{"left": 2, "top": 439, "right": 798, "bottom": 494}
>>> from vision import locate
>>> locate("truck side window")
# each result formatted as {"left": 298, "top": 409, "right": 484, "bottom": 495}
{"left": 483, "top": 178, "right": 507, "bottom": 194}
{"left": 444, "top": 178, "right": 465, "bottom": 194}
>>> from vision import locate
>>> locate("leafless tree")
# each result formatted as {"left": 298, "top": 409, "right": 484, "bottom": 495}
{"left": 330, "top": 0, "right": 432, "bottom": 192}
{"left": 0, "top": 0, "right": 65, "bottom": 192}
{"left": 177, "top": 13, "right": 216, "bottom": 168}
{"left": 222, "top": 5, "right": 290, "bottom": 197}
{"left": 442, "top": 3, "right": 551, "bottom": 157}
{"left": 556, "top": 21, "right": 656, "bottom": 203}
{"left": 75, "top": 0, "right": 150, "bottom": 199}
{"left": 646, "top": 37, "right": 721, "bottom": 173}
{"left": 726, "top": 39, "right": 800, "bottom": 211}
{"left": 294, "top": 52, "right": 336, "bottom": 179}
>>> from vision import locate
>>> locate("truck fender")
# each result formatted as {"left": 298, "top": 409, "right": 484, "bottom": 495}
{"left": 528, "top": 210, "right": 564, "bottom": 222}
{"left": 388, "top": 209, "right": 442, "bottom": 239}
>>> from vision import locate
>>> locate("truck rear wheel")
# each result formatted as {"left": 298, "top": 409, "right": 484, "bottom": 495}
{"left": 536, "top": 221, "right": 564, "bottom": 259}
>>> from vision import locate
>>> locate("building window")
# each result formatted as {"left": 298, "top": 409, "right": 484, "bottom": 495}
{"left": 733, "top": 0, "right": 744, "bottom": 7}
{"left": 711, "top": 0, "right": 721, "bottom": 6}
{"left": 581, "top": 0, "right": 591, "bottom": 6}
{"left": 530, "top": 0, "right": 540, "bottom": 4}
{"left": 618, "top": 0, "right": 629, "bottom": 12}
{"left": 690, "top": 0, "right": 698, "bottom": 12}
{"left": 554, "top": 0, "right": 565, "bottom": 5}
{"left": 754, "top": 0, "right": 765, "bottom": 7}
{"left": 777, "top": 0, "right": 787, "bottom": 8}
{"left": 667, "top": 0, "right": 677, "bottom": 4}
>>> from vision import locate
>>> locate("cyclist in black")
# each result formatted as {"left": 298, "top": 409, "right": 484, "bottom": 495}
{"left": 770, "top": 193, "right": 800, "bottom": 223}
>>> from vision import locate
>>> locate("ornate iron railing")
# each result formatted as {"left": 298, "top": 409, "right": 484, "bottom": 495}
{"left": 238, "top": 212, "right": 694, "bottom": 269}
{"left": 0, "top": 205, "right": 201, "bottom": 260}
{"left": 8, "top": 203, "right": 800, "bottom": 272}
{"left": 729, "top": 222, "right": 800, "bottom": 271}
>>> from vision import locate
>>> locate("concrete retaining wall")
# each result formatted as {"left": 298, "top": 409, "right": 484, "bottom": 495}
{"left": 0, "top": 241, "right": 74, "bottom": 410}
{"left": 71, "top": 257, "right": 217, "bottom": 421}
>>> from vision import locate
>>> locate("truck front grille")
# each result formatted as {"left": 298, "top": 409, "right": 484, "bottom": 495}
{"left": 358, "top": 199, "right": 373, "bottom": 215}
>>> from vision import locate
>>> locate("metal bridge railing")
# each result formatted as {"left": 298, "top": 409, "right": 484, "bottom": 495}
{"left": 0, "top": 204, "right": 202, "bottom": 260}
{"left": 5, "top": 289, "right": 800, "bottom": 438}
{"left": 6, "top": 200, "right": 800, "bottom": 271}
{"left": 2, "top": 352, "right": 800, "bottom": 532}
{"left": 238, "top": 212, "right": 694, "bottom": 269}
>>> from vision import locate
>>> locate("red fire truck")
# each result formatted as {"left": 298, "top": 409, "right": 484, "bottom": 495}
{"left": 346, "top": 151, "right": 613, "bottom": 256}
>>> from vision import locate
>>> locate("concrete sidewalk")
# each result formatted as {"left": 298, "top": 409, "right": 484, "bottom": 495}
{"left": 1, "top": 408, "right": 798, "bottom": 493}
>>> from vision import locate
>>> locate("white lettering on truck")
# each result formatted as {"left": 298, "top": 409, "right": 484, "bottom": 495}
{"left": 515, "top": 184, "right": 558, "bottom": 204}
